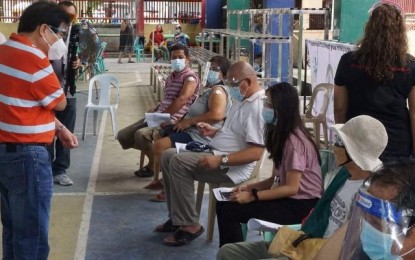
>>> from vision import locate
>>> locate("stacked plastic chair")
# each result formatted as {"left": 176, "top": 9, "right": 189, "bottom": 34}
{"left": 134, "top": 36, "right": 146, "bottom": 62}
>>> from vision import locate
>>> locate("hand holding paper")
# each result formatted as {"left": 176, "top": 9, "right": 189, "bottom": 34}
{"left": 145, "top": 112, "right": 171, "bottom": 127}
{"left": 213, "top": 187, "right": 234, "bottom": 201}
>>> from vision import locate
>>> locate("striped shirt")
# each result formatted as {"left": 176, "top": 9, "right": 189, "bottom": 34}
{"left": 158, "top": 67, "right": 200, "bottom": 120}
{"left": 0, "top": 33, "right": 65, "bottom": 143}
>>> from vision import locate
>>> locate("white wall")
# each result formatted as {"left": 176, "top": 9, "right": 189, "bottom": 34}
{"left": 408, "top": 31, "right": 415, "bottom": 56}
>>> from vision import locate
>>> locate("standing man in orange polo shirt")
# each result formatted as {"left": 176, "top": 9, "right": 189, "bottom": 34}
{"left": 0, "top": 2, "right": 78, "bottom": 259}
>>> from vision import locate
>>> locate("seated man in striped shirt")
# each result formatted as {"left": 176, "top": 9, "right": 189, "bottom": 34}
{"left": 0, "top": 2, "right": 78, "bottom": 259}
{"left": 117, "top": 44, "right": 201, "bottom": 178}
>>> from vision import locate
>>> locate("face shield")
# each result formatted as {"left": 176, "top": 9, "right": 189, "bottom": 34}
{"left": 339, "top": 187, "right": 412, "bottom": 260}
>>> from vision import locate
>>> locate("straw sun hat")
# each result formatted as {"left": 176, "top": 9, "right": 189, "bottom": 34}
{"left": 332, "top": 115, "right": 388, "bottom": 171}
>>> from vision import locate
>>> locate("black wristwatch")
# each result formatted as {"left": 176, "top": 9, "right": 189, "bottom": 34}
{"left": 251, "top": 188, "right": 259, "bottom": 201}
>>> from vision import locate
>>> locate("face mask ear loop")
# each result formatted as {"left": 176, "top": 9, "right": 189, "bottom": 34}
{"left": 400, "top": 246, "right": 415, "bottom": 257}
{"left": 395, "top": 222, "right": 415, "bottom": 257}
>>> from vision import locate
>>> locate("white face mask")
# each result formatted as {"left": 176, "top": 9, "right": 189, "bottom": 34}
{"left": 43, "top": 27, "right": 67, "bottom": 60}
{"left": 170, "top": 58, "right": 186, "bottom": 72}
{"left": 207, "top": 70, "right": 221, "bottom": 85}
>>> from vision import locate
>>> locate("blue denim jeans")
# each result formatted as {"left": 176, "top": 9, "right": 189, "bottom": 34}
{"left": 0, "top": 144, "right": 53, "bottom": 260}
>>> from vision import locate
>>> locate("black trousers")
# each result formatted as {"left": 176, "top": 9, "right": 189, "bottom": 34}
{"left": 48, "top": 97, "right": 76, "bottom": 176}
{"left": 216, "top": 197, "right": 319, "bottom": 247}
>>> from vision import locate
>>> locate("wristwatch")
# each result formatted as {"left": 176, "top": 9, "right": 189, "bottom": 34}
{"left": 220, "top": 155, "right": 229, "bottom": 166}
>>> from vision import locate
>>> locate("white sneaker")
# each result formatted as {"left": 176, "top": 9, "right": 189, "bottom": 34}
{"left": 53, "top": 174, "right": 73, "bottom": 186}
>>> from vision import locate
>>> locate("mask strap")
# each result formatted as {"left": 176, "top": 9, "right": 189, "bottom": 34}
{"left": 400, "top": 246, "right": 415, "bottom": 257}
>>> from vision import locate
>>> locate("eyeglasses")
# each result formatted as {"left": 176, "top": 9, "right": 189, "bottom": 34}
{"left": 48, "top": 25, "right": 68, "bottom": 39}
{"left": 210, "top": 66, "right": 221, "bottom": 72}
{"left": 225, "top": 77, "right": 248, "bottom": 88}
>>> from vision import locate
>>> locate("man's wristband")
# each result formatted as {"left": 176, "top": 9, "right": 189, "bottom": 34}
{"left": 251, "top": 188, "right": 259, "bottom": 201}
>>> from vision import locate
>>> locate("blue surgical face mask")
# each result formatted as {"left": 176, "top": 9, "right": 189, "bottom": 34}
{"left": 360, "top": 219, "right": 401, "bottom": 260}
{"left": 228, "top": 86, "right": 244, "bottom": 102}
{"left": 171, "top": 58, "right": 186, "bottom": 72}
{"left": 207, "top": 70, "right": 221, "bottom": 85}
{"left": 262, "top": 107, "right": 277, "bottom": 125}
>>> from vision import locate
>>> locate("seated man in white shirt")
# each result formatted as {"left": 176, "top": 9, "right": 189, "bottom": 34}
{"left": 155, "top": 61, "right": 266, "bottom": 247}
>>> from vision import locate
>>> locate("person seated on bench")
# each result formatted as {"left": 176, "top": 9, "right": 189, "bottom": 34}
{"left": 216, "top": 82, "right": 323, "bottom": 247}
{"left": 148, "top": 24, "right": 169, "bottom": 61}
{"left": 173, "top": 25, "right": 188, "bottom": 46}
{"left": 145, "top": 55, "right": 233, "bottom": 201}
{"left": 216, "top": 115, "right": 388, "bottom": 259}
{"left": 154, "top": 61, "right": 265, "bottom": 247}
{"left": 117, "top": 44, "right": 201, "bottom": 178}
{"left": 315, "top": 159, "right": 415, "bottom": 260}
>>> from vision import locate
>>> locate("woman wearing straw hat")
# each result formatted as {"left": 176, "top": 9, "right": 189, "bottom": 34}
{"left": 334, "top": 2, "right": 415, "bottom": 162}
{"left": 217, "top": 115, "right": 388, "bottom": 259}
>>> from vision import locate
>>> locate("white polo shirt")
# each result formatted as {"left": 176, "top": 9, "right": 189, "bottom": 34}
{"left": 210, "top": 89, "right": 266, "bottom": 184}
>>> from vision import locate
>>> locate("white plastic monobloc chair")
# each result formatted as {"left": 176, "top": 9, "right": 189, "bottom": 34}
{"left": 82, "top": 74, "right": 119, "bottom": 140}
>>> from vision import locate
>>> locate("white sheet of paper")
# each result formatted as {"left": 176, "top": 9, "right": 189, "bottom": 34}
{"left": 212, "top": 187, "right": 234, "bottom": 201}
{"left": 247, "top": 218, "right": 282, "bottom": 232}
{"left": 175, "top": 142, "right": 189, "bottom": 154}
{"left": 144, "top": 112, "right": 171, "bottom": 127}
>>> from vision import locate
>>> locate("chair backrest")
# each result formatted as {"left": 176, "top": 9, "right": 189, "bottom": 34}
{"left": 319, "top": 149, "right": 335, "bottom": 184}
{"left": 134, "top": 36, "right": 145, "bottom": 48}
{"left": 87, "top": 74, "right": 119, "bottom": 107}
{"left": 200, "top": 61, "right": 211, "bottom": 90}
{"left": 249, "top": 149, "right": 268, "bottom": 182}
{"left": 305, "top": 83, "right": 334, "bottom": 120}
{"left": 95, "top": 41, "right": 107, "bottom": 61}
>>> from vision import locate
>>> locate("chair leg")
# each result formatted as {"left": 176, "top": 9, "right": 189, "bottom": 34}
{"left": 93, "top": 110, "right": 98, "bottom": 136}
{"left": 322, "top": 121, "right": 328, "bottom": 149}
{"left": 82, "top": 108, "right": 89, "bottom": 140}
{"left": 139, "top": 151, "right": 145, "bottom": 169}
{"left": 150, "top": 67, "right": 154, "bottom": 89}
{"left": 207, "top": 186, "right": 218, "bottom": 242}
{"left": 195, "top": 182, "right": 205, "bottom": 216}
{"left": 153, "top": 162, "right": 160, "bottom": 180}
{"left": 314, "top": 122, "right": 321, "bottom": 149}
{"left": 110, "top": 107, "right": 118, "bottom": 139}
{"left": 153, "top": 70, "right": 157, "bottom": 93}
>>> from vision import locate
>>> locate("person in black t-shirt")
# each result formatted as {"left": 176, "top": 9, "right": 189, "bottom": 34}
{"left": 334, "top": 2, "right": 415, "bottom": 161}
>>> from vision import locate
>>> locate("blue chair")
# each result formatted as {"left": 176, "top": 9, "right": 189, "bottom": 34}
{"left": 134, "top": 36, "right": 145, "bottom": 62}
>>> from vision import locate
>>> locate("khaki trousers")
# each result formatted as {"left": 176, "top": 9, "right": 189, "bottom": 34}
{"left": 161, "top": 148, "right": 233, "bottom": 226}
